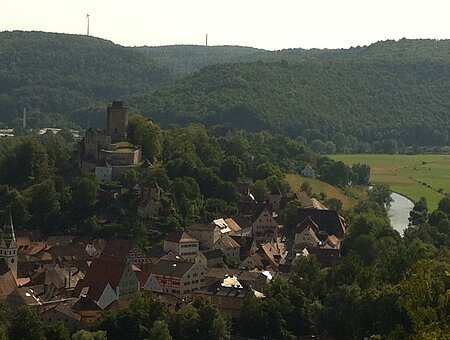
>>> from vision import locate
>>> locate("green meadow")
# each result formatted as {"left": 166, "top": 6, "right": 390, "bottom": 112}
{"left": 330, "top": 154, "right": 450, "bottom": 210}
{"left": 285, "top": 174, "right": 367, "bottom": 210}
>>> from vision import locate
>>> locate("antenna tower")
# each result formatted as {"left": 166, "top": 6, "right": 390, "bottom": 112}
{"left": 206, "top": 34, "right": 208, "bottom": 47}
{"left": 86, "top": 14, "right": 90, "bottom": 36}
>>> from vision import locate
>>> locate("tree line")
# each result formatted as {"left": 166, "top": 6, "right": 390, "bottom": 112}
{"left": 0, "top": 117, "right": 363, "bottom": 245}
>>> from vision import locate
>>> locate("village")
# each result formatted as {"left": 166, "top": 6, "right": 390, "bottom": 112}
{"left": 0, "top": 101, "right": 348, "bottom": 332}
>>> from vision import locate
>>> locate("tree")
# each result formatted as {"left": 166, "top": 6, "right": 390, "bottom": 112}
{"left": 310, "top": 139, "right": 324, "bottom": 153}
{"left": 437, "top": 196, "right": 450, "bottom": 217}
{"left": 409, "top": 197, "right": 428, "bottom": 225}
{"left": 252, "top": 180, "right": 268, "bottom": 202}
{"left": 148, "top": 320, "right": 172, "bottom": 340}
{"left": 324, "top": 141, "right": 336, "bottom": 154}
{"left": 368, "top": 184, "right": 392, "bottom": 207}
{"left": 219, "top": 156, "right": 244, "bottom": 182}
{"left": 325, "top": 197, "right": 342, "bottom": 211}
{"left": 28, "top": 179, "right": 61, "bottom": 234}
{"left": 398, "top": 259, "right": 450, "bottom": 337}
{"left": 300, "top": 181, "right": 312, "bottom": 196}
{"left": 290, "top": 256, "right": 322, "bottom": 297}
{"left": 265, "top": 175, "right": 290, "bottom": 195}
{"left": 3, "top": 138, "right": 51, "bottom": 184}
{"left": 254, "top": 163, "right": 283, "bottom": 181}
{"left": 122, "top": 169, "right": 140, "bottom": 188}
{"left": 127, "top": 114, "right": 163, "bottom": 161}
{"left": 96, "top": 292, "right": 169, "bottom": 340}
{"left": 319, "top": 284, "right": 364, "bottom": 340}
{"left": 44, "top": 322, "right": 70, "bottom": 340}
{"left": 168, "top": 304, "right": 200, "bottom": 340}
{"left": 9, "top": 307, "right": 45, "bottom": 340}
{"left": 71, "top": 330, "right": 107, "bottom": 340}
{"left": 192, "top": 298, "right": 231, "bottom": 340}
{"left": 321, "top": 161, "right": 351, "bottom": 186}
{"left": 71, "top": 174, "right": 99, "bottom": 214}
{"left": 351, "top": 163, "right": 371, "bottom": 185}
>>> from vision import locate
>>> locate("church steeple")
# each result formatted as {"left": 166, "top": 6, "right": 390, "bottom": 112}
{"left": 1, "top": 210, "right": 18, "bottom": 278}
{"left": 1, "top": 210, "right": 16, "bottom": 247}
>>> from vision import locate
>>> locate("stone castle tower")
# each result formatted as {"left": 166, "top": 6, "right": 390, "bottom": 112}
{"left": 106, "top": 101, "right": 128, "bottom": 143}
{"left": 0, "top": 211, "right": 17, "bottom": 278}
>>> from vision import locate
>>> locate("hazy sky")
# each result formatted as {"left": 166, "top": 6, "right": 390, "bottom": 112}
{"left": 2, "top": 0, "right": 450, "bottom": 50}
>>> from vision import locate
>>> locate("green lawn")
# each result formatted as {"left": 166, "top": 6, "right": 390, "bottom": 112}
{"left": 285, "top": 174, "right": 364, "bottom": 210}
{"left": 330, "top": 154, "right": 450, "bottom": 210}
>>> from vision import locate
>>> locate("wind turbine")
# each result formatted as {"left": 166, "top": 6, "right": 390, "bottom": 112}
{"left": 86, "top": 14, "right": 90, "bottom": 36}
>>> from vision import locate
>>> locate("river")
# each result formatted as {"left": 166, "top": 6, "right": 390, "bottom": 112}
{"left": 388, "top": 192, "right": 415, "bottom": 235}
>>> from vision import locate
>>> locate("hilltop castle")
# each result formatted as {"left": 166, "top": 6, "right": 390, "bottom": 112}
{"left": 77, "top": 101, "right": 142, "bottom": 183}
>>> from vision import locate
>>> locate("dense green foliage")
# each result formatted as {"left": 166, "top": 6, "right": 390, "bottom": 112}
{"left": 96, "top": 293, "right": 230, "bottom": 340}
{"left": 0, "top": 31, "right": 172, "bottom": 128}
{"left": 131, "top": 56, "right": 450, "bottom": 150}
{"left": 0, "top": 115, "right": 362, "bottom": 245}
{"left": 135, "top": 45, "right": 262, "bottom": 76}
{"left": 0, "top": 118, "right": 326, "bottom": 239}
{"left": 135, "top": 38, "right": 450, "bottom": 77}
{"left": 2, "top": 32, "right": 450, "bottom": 150}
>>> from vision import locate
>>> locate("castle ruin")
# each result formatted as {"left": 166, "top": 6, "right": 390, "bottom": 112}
{"left": 77, "top": 101, "right": 142, "bottom": 183}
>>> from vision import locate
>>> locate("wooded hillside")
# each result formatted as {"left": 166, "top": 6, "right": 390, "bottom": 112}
{"left": 131, "top": 57, "right": 450, "bottom": 149}
{"left": 0, "top": 31, "right": 173, "bottom": 128}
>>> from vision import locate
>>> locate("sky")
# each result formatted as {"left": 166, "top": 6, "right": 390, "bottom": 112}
{"left": 1, "top": 0, "right": 450, "bottom": 50}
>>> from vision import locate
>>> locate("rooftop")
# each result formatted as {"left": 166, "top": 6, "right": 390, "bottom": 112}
{"left": 165, "top": 231, "right": 197, "bottom": 244}
{"left": 143, "top": 259, "right": 196, "bottom": 278}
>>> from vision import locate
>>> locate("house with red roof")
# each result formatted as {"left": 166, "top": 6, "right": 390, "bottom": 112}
{"left": 73, "top": 256, "right": 139, "bottom": 309}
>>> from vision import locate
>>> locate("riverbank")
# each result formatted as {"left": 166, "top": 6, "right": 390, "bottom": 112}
{"left": 330, "top": 154, "right": 450, "bottom": 210}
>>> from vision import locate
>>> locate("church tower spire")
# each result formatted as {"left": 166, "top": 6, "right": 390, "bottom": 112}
{"left": 1, "top": 210, "right": 18, "bottom": 278}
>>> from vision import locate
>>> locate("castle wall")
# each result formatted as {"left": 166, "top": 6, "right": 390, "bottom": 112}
{"left": 99, "top": 148, "right": 141, "bottom": 166}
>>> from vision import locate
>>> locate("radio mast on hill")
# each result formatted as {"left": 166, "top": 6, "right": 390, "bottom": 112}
{"left": 86, "top": 14, "right": 90, "bottom": 36}
{"left": 206, "top": 34, "right": 208, "bottom": 47}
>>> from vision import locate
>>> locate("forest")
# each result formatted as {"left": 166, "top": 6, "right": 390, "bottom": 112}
{"left": 1, "top": 32, "right": 450, "bottom": 151}
{"left": 131, "top": 59, "right": 450, "bottom": 151}
{"left": 0, "top": 31, "right": 173, "bottom": 129}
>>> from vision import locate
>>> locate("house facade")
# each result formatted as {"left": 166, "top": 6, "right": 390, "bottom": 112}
{"left": 194, "top": 276, "right": 264, "bottom": 317}
{"left": 101, "top": 239, "right": 150, "bottom": 265}
{"left": 142, "top": 259, "right": 206, "bottom": 299}
{"left": 212, "top": 236, "right": 240, "bottom": 262}
{"left": 163, "top": 231, "right": 199, "bottom": 261}
{"left": 73, "top": 256, "right": 139, "bottom": 307}
{"left": 252, "top": 208, "right": 278, "bottom": 242}
{"left": 195, "top": 249, "right": 223, "bottom": 268}
{"left": 187, "top": 223, "right": 219, "bottom": 250}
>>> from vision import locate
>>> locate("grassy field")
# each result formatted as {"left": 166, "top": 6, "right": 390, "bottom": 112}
{"left": 330, "top": 154, "right": 450, "bottom": 210}
{"left": 285, "top": 174, "right": 366, "bottom": 210}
